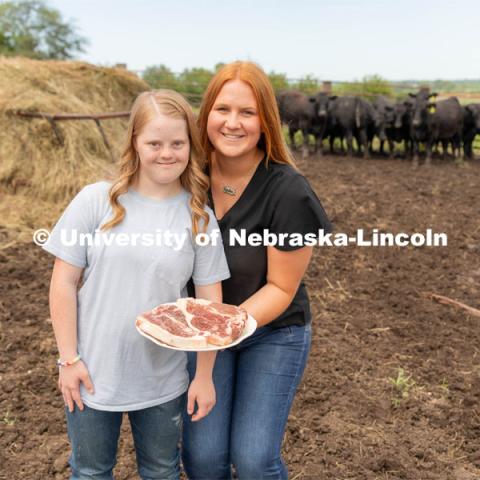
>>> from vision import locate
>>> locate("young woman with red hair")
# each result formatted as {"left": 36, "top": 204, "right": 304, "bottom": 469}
{"left": 182, "top": 62, "right": 332, "bottom": 479}
{"left": 43, "top": 90, "right": 229, "bottom": 480}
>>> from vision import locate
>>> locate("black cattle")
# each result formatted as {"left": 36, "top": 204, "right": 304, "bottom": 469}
{"left": 389, "top": 100, "right": 413, "bottom": 157}
{"left": 463, "top": 104, "right": 480, "bottom": 159}
{"left": 323, "top": 96, "right": 355, "bottom": 156}
{"left": 409, "top": 94, "right": 463, "bottom": 166}
{"left": 355, "top": 97, "right": 376, "bottom": 158}
{"left": 326, "top": 96, "right": 373, "bottom": 158}
{"left": 308, "top": 92, "right": 338, "bottom": 154}
{"left": 322, "top": 96, "right": 347, "bottom": 155}
{"left": 372, "top": 95, "right": 395, "bottom": 156}
{"left": 276, "top": 90, "right": 315, "bottom": 158}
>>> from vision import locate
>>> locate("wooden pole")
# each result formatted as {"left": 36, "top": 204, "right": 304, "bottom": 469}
{"left": 15, "top": 110, "right": 130, "bottom": 158}
{"left": 424, "top": 292, "right": 480, "bottom": 318}
{"left": 16, "top": 111, "right": 130, "bottom": 120}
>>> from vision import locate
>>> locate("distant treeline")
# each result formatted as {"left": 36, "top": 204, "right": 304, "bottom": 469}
{"left": 395, "top": 79, "right": 480, "bottom": 93}
{"left": 141, "top": 64, "right": 480, "bottom": 105}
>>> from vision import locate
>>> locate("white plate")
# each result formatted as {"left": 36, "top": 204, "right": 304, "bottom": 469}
{"left": 136, "top": 314, "right": 258, "bottom": 352}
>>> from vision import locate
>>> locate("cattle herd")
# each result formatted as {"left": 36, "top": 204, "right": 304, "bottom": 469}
{"left": 277, "top": 90, "right": 480, "bottom": 166}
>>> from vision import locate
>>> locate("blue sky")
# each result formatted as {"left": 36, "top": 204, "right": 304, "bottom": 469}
{"left": 50, "top": 0, "right": 480, "bottom": 81}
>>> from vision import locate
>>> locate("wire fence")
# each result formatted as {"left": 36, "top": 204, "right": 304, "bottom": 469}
{"left": 14, "top": 66, "right": 479, "bottom": 154}
{"left": 124, "top": 66, "right": 480, "bottom": 106}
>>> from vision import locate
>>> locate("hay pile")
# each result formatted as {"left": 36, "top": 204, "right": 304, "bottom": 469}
{"left": 0, "top": 57, "right": 149, "bottom": 206}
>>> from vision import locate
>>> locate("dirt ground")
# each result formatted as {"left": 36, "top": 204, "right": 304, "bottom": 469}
{"left": 1, "top": 152, "right": 480, "bottom": 480}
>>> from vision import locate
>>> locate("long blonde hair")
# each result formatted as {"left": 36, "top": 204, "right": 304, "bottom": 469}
{"left": 102, "top": 90, "right": 210, "bottom": 235}
{"left": 198, "top": 61, "right": 297, "bottom": 170}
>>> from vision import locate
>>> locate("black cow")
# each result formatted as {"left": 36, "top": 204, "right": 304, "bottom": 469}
{"left": 409, "top": 93, "right": 463, "bottom": 166}
{"left": 326, "top": 96, "right": 374, "bottom": 158}
{"left": 324, "top": 96, "right": 356, "bottom": 156}
{"left": 355, "top": 97, "right": 376, "bottom": 158}
{"left": 308, "top": 92, "right": 338, "bottom": 155}
{"left": 372, "top": 95, "right": 395, "bottom": 156}
{"left": 463, "top": 104, "right": 480, "bottom": 160}
{"left": 276, "top": 90, "right": 315, "bottom": 158}
{"left": 389, "top": 100, "right": 413, "bottom": 158}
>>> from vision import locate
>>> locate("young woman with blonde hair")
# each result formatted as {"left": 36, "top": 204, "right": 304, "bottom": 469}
{"left": 43, "top": 90, "right": 230, "bottom": 480}
{"left": 182, "top": 62, "right": 332, "bottom": 479}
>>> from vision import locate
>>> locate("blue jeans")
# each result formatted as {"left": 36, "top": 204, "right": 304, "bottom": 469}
{"left": 65, "top": 393, "right": 186, "bottom": 480}
{"left": 182, "top": 323, "right": 311, "bottom": 480}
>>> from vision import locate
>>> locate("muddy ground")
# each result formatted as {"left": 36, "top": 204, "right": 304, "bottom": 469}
{"left": 1, "top": 153, "right": 479, "bottom": 480}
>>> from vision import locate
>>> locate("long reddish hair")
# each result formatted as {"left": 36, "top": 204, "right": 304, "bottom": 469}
{"left": 102, "top": 90, "right": 209, "bottom": 235}
{"left": 198, "top": 61, "right": 297, "bottom": 169}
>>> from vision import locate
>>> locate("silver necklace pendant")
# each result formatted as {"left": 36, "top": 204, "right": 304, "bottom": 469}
{"left": 223, "top": 185, "right": 236, "bottom": 196}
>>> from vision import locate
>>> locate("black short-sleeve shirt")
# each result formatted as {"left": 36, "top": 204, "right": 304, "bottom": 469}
{"left": 208, "top": 158, "right": 332, "bottom": 329}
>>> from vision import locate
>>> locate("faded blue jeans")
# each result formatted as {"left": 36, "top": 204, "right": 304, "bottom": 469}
{"left": 182, "top": 323, "right": 312, "bottom": 480}
{"left": 65, "top": 393, "right": 186, "bottom": 480}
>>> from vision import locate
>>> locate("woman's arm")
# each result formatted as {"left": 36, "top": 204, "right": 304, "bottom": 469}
{"left": 49, "top": 258, "right": 94, "bottom": 412}
{"left": 240, "top": 246, "right": 314, "bottom": 328}
{"left": 187, "top": 282, "right": 222, "bottom": 421}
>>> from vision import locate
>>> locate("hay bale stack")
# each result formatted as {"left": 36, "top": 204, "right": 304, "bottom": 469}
{"left": 0, "top": 57, "right": 149, "bottom": 203}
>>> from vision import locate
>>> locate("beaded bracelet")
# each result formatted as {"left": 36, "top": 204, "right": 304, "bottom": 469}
{"left": 56, "top": 354, "right": 81, "bottom": 368}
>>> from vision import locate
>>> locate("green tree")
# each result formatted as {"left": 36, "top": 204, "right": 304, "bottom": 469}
{"left": 360, "top": 74, "right": 393, "bottom": 98}
{"left": 334, "top": 75, "right": 393, "bottom": 99}
{"left": 178, "top": 67, "right": 213, "bottom": 99}
{"left": 143, "top": 64, "right": 178, "bottom": 90}
{"left": 268, "top": 71, "right": 289, "bottom": 92}
{"left": 294, "top": 74, "right": 320, "bottom": 95}
{"left": 0, "top": 0, "right": 87, "bottom": 59}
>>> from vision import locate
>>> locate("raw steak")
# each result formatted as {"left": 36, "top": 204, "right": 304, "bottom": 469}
{"left": 136, "top": 298, "right": 248, "bottom": 349}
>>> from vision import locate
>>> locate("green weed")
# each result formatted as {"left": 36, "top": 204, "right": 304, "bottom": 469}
{"left": 2, "top": 410, "right": 16, "bottom": 425}
{"left": 439, "top": 377, "right": 450, "bottom": 396}
{"left": 389, "top": 368, "right": 416, "bottom": 407}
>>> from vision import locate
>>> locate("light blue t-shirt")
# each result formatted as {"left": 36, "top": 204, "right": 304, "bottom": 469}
{"left": 42, "top": 181, "right": 230, "bottom": 411}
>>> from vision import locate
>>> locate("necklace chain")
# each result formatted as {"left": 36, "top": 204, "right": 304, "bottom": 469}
{"left": 215, "top": 165, "right": 238, "bottom": 196}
